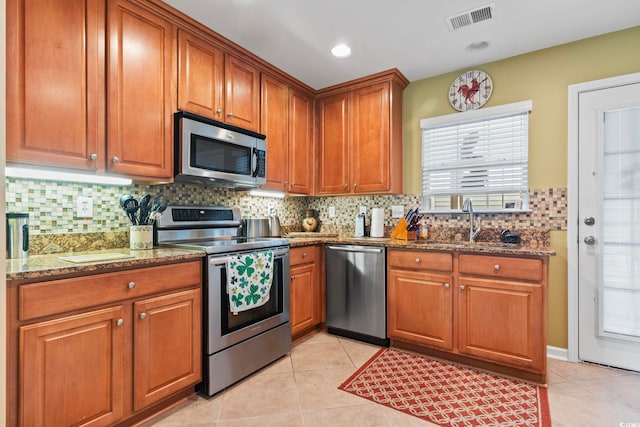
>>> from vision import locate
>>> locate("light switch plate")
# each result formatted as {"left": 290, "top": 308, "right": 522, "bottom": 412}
{"left": 328, "top": 206, "right": 336, "bottom": 218}
{"left": 77, "top": 197, "right": 93, "bottom": 218}
{"left": 359, "top": 206, "right": 367, "bottom": 215}
{"left": 391, "top": 205, "right": 404, "bottom": 218}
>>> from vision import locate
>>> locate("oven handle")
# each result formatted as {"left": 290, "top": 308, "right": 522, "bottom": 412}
{"left": 209, "top": 247, "right": 289, "bottom": 266}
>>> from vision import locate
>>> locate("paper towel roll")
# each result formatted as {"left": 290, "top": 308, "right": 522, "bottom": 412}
{"left": 370, "top": 208, "right": 385, "bottom": 237}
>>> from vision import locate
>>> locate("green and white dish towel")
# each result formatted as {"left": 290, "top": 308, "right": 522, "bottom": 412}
{"left": 227, "top": 250, "right": 274, "bottom": 314}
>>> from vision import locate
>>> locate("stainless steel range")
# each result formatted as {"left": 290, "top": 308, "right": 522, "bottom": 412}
{"left": 157, "top": 206, "right": 291, "bottom": 396}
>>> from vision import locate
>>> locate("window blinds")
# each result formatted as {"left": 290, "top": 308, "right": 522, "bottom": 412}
{"left": 420, "top": 101, "right": 531, "bottom": 207}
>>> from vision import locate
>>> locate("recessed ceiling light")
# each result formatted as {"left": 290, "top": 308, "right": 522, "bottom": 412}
{"left": 331, "top": 44, "right": 352, "bottom": 58}
{"left": 466, "top": 41, "right": 490, "bottom": 51}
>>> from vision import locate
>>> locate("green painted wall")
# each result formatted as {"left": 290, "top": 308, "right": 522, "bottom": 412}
{"left": 402, "top": 26, "right": 640, "bottom": 348}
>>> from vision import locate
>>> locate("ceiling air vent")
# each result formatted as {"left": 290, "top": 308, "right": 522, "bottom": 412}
{"left": 446, "top": 3, "right": 495, "bottom": 31}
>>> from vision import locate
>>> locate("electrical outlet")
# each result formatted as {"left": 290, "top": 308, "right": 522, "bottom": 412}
{"left": 328, "top": 206, "right": 336, "bottom": 218}
{"left": 359, "top": 206, "right": 367, "bottom": 215}
{"left": 77, "top": 196, "right": 93, "bottom": 218}
{"left": 391, "top": 205, "right": 404, "bottom": 218}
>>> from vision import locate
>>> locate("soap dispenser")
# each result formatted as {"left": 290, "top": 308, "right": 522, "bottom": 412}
{"left": 354, "top": 213, "right": 365, "bottom": 237}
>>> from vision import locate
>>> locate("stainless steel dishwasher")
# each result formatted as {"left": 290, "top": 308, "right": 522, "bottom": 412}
{"left": 325, "top": 245, "right": 388, "bottom": 346}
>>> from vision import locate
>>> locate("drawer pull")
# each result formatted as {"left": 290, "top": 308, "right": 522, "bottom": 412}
{"left": 444, "top": 283, "right": 450, "bottom": 289}
{"left": 116, "top": 319, "right": 124, "bottom": 327}
{"left": 139, "top": 313, "right": 147, "bottom": 320}
{"left": 216, "top": 108, "right": 222, "bottom": 114}
{"left": 494, "top": 264, "right": 501, "bottom": 272}
{"left": 128, "top": 281, "right": 136, "bottom": 289}
{"left": 415, "top": 258, "right": 421, "bottom": 263}
{"left": 460, "top": 285, "right": 465, "bottom": 290}
{"left": 302, "top": 253, "right": 308, "bottom": 258}
{"left": 290, "top": 275, "right": 296, "bottom": 280}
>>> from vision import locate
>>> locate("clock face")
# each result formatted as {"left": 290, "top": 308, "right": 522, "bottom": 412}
{"left": 449, "top": 70, "right": 493, "bottom": 112}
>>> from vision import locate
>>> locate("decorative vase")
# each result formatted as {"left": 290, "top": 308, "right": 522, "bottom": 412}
{"left": 302, "top": 209, "right": 318, "bottom": 232}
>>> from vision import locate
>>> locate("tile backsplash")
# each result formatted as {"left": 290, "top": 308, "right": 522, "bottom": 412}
{"left": 6, "top": 177, "right": 567, "bottom": 254}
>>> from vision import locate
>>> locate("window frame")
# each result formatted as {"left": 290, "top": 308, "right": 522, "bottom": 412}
{"left": 420, "top": 100, "right": 533, "bottom": 213}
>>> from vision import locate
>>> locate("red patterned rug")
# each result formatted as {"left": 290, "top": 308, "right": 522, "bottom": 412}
{"left": 339, "top": 348, "right": 551, "bottom": 427}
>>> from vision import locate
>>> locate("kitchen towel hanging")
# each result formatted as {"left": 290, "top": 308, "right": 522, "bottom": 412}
{"left": 227, "top": 250, "right": 274, "bottom": 314}
{"left": 370, "top": 208, "right": 385, "bottom": 237}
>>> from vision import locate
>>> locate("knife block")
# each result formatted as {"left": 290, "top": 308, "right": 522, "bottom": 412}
{"left": 390, "top": 218, "right": 416, "bottom": 241}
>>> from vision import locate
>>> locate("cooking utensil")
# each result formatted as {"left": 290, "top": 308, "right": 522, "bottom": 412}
{"left": 122, "top": 198, "right": 139, "bottom": 225}
{"left": 119, "top": 194, "right": 134, "bottom": 209}
{"left": 138, "top": 194, "right": 151, "bottom": 225}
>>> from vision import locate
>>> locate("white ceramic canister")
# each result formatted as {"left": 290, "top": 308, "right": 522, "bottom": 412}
{"left": 130, "top": 225, "right": 153, "bottom": 250}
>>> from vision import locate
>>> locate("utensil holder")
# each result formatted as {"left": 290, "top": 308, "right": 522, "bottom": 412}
{"left": 390, "top": 218, "right": 417, "bottom": 241}
{"left": 130, "top": 225, "right": 153, "bottom": 250}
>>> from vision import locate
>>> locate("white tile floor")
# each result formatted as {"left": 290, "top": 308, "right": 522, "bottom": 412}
{"left": 146, "top": 331, "right": 640, "bottom": 426}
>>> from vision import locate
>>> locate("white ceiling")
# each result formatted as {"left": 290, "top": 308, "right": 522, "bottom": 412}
{"left": 163, "top": 0, "right": 640, "bottom": 89}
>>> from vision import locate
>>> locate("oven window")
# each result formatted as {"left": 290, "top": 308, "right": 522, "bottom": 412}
{"left": 191, "top": 134, "right": 251, "bottom": 175}
{"left": 221, "top": 257, "right": 283, "bottom": 334}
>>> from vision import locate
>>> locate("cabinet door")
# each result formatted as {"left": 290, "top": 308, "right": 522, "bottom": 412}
{"left": 178, "top": 29, "right": 224, "bottom": 120}
{"left": 6, "top": 0, "right": 105, "bottom": 171}
{"left": 351, "top": 82, "right": 391, "bottom": 193}
{"left": 261, "top": 74, "right": 289, "bottom": 191}
{"left": 133, "top": 288, "right": 201, "bottom": 411}
{"left": 107, "top": 0, "right": 174, "bottom": 179}
{"left": 20, "top": 306, "right": 125, "bottom": 427}
{"left": 224, "top": 54, "right": 260, "bottom": 131}
{"left": 288, "top": 89, "right": 314, "bottom": 194}
{"left": 458, "top": 277, "right": 544, "bottom": 371}
{"left": 317, "top": 93, "right": 350, "bottom": 194}
{"left": 387, "top": 269, "right": 453, "bottom": 350}
{"left": 290, "top": 263, "right": 319, "bottom": 335}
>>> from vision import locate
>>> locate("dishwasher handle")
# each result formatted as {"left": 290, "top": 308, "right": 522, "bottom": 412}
{"left": 326, "top": 245, "right": 384, "bottom": 254}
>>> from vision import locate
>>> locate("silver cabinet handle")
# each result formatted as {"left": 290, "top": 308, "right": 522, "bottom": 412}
{"left": 139, "top": 313, "right": 147, "bottom": 320}
{"left": 584, "top": 236, "right": 596, "bottom": 245}
{"left": 415, "top": 258, "right": 421, "bottom": 263}
{"left": 302, "top": 253, "right": 308, "bottom": 258}
{"left": 116, "top": 319, "right": 124, "bottom": 326}
{"left": 327, "top": 245, "right": 384, "bottom": 253}
{"left": 353, "top": 183, "right": 358, "bottom": 188}
{"left": 494, "top": 264, "right": 501, "bottom": 272}
{"left": 128, "top": 281, "right": 135, "bottom": 289}
{"left": 343, "top": 183, "right": 348, "bottom": 188}
{"left": 444, "top": 283, "right": 450, "bottom": 289}
{"left": 290, "top": 275, "right": 296, "bottom": 280}
{"left": 216, "top": 108, "right": 222, "bottom": 114}
{"left": 89, "top": 153, "right": 98, "bottom": 160}
{"left": 111, "top": 156, "right": 120, "bottom": 163}
{"left": 227, "top": 112, "right": 233, "bottom": 117}
{"left": 460, "top": 285, "right": 465, "bottom": 290}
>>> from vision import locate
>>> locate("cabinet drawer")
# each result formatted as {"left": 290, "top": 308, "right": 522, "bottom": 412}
{"left": 388, "top": 250, "right": 452, "bottom": 272}
{"left": 19, "top": 261, "right": 202, "bottom": 320}
{"left": 290, "top": 245, "right": 319, "bottom": 266}
{"left": 459, "top": 254, "right": 542, "bottom": 282}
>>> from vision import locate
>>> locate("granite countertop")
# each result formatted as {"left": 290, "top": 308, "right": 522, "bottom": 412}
{"left": 6, "top": 247, "right": 206, "bottom": 283}
{"left": 287, "top": 235, "right": 556, "bottom": 257}
{"left": 7, "top": 234, "right": 555, "bottom": 283}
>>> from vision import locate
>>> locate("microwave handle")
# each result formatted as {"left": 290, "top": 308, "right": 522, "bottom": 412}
{"left": 251, "top": 147, "right": 259, "bottom": 177}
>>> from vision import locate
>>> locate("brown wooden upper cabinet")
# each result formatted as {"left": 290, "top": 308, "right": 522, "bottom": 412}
{"left": 6, "top": 0, "right": 107, "bottom": 172}
{"left": 6, "top": 0, "right": 175, "bottom": 181}
{"left": 178, "top": 30, "right": 260, "bottom": 132}
{"left": 316, "top": 70, "right": 408, "bottom": 195}
{"left": 260, "top": 74, "right": 313, "bottom": 194}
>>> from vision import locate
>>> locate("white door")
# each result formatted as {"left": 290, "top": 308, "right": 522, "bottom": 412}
{"left": 577, "top": 81, "right": 640, "bottom": 371}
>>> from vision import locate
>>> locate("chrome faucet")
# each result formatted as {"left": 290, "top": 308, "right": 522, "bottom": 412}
{"left": 462, "top": 198, "right": 482, "bottom": 242}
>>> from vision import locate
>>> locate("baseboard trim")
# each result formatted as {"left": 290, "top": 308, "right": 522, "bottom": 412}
{"left": 547, "top": 345, "right": 568, "bottom": 361}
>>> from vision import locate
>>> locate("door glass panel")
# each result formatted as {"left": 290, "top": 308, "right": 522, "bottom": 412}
{"left": 601, "top": 106, "right": 640, "bottom": 338}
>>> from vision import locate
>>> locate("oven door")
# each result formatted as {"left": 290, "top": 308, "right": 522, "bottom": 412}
{"left": 207, "top": 246, "right": 290, "bottom": 354}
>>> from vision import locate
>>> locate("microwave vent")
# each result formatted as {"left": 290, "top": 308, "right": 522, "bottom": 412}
{"left": 446, "top": 3, "right": 495, "bottom": 31}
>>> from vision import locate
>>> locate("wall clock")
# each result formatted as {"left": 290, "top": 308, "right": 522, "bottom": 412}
{"left": 448, "top": 70, "right": 493, "bottom": 112}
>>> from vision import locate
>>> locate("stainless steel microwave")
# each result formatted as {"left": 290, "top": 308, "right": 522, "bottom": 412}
{"left": 174, "top": 111, "right": 266, "bottom": 188}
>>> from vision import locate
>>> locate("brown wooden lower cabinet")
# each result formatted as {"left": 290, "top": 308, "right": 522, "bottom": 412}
{"left": 9, "top": 260, "right": 203, "bottom": 426}
{"left": 289, "top": 245, "right": 321, "bottom": 336}
{"left": 387, "top": 249, "right": 548, "bottom": 383}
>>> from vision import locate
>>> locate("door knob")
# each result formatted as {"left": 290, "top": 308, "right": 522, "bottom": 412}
{"left": 128, "top": 281, "right": 136, "bottom": 289}
{"left": 115, "top": 319, "right": 124, "bottom": 326}
{"left": 584, "top": 236, "right": 596, "bottom": 245}
{"left": 584, "top": 217, "right": 595, "bottom": 226}
{"left": 444, "top": 283, "right": 450, "bottom": 289}
{"left": 111, "top": 156, "right": 120, "bottom": 163}
{"left": 89, "top": 153, "right": 98, "bottom": 160}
